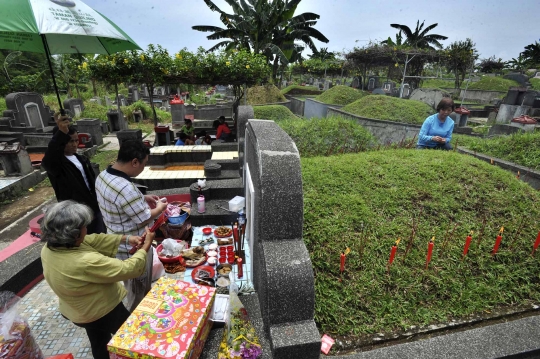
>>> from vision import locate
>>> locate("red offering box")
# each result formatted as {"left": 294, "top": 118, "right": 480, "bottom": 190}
{"left": 108, "top": 278, "right": 216, "bottom": 359}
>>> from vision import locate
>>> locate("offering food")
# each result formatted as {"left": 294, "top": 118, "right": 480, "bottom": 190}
{"left": 207, "top": 257, "right": 217, "bottom": 265}
{"left": 215, "top": 226, "right": 232, "bottom": 237}
{"left": 181, "top": 246, "right": 205, "bottom": 260}
{"left": 207, "top": 250, "right": 218, "bottom": 257}
{"left": 217, "top": 263, "right": 232, "bottom": 276}
{"left": 217, "top": 237, "right": 233, "bottom": 245}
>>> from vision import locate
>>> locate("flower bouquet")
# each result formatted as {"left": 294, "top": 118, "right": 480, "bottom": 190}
{"left": 217, "top": 289, "right": 262, "bottom": 359}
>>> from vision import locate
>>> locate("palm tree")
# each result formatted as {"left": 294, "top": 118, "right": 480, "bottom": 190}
{"left": 388, "top": 20, "right": 448, "bottom": 50}
{"left": 192, "top": 0, "right": 329, "bottom": 79}
{"left": 521, "top": 41, "right": 540, "bottom": 67}
{"left": 507, "top": 54, "right": 527, "bottom": 73}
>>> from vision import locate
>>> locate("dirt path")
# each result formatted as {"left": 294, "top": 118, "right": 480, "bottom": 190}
{"left": 0, "top": 187, "right": 55, "bottom": 232}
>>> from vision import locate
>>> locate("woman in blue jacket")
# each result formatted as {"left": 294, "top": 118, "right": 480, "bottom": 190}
{"left": 416, "top": 98, "right": 455, "bottom": 150}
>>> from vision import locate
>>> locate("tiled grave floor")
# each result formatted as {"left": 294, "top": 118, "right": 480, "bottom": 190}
{"left": 20, "top": 280, "right": 92, "bottom": 358}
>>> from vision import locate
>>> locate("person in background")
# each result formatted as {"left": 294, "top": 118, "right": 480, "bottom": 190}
{"left": 40, "top": 200, "right": 155, "bottom": 359}
{"left": 179, "top": 118, "right": 195, "bottom": 140}
{"left": 42, "top": 112, "right": 105, "bottom": 234}
{"left": 416, "top": 98, "right": 455, "bottom": 150}
{"left": 194, "top": 130, "right": 212, "bottom": 145}
{"left": 95, "top": 140, "right": 167, "bottom": 311}
{"left": 175, "top": 132, "right": 194, "bottom": 145}
{"left": 215, "top": 115, "right": 231, "bottom": 140}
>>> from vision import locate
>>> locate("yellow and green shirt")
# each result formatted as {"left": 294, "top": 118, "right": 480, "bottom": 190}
{"left": 41, "top": 233, "right": 148, "bottom": 323}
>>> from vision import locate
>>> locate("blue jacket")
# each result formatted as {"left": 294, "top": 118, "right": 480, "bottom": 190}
{"left": 417, "top": 113, "right": 454, "bottom": 147}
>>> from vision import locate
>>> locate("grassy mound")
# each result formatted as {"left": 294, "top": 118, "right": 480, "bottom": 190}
{"left": 454, "top": 132, "right": 540, "bottom": 170}
{"left": 79, "top": 102, "right": 109, "bottom": 122}
{"left": 530, "top": 78, "right": 540, "bottom": 91}
{"left": 253, "top": 105, "right": 297, "bottom": 122}
{"left": 302, "top": 149, "right": 540, "bottom": 338}
{"left": 420, "top": 79, "right": 455, "bottom": 89}
{"left": 247, "top": 84, "right": 286, "bottom": 105}
{"left": 277, "top": 115, "right": 375, "bottom": 157}
{"left": 467, "top": 76, "right": 519, "bottom": 91}
{"left": 342, "top": 96, "right": 433, "bottom": 124}
{"left": 314, "top": 85, "right": 369, "bottom": 105}
{"left": 281, "top": 85, "right": 322, "bottom": 96}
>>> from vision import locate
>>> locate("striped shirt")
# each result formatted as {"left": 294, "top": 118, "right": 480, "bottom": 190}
{"left": 95, "top": 166, "right": 151, "bottom": 239}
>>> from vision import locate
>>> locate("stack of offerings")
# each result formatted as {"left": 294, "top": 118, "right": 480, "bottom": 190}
{"left": 108, "top": 278, "right": 215, "bottom": 359}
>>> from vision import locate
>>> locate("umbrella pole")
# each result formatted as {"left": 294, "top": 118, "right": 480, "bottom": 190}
{"left": 40, "top": 35, "right": 64, "bottom": 115}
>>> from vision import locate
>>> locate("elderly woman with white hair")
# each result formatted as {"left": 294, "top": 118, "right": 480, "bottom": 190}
{"left": 40, "top": 200, "right": 155, "bottom": 359}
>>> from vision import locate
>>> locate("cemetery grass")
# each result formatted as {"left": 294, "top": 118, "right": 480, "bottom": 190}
{"left": 530, "top": 78, "right": 540, "bottom": 91}
{"left": 420, "top": 79, "right": 455, "bottom": 89}
{"left": 314, "top": 85, "right": 369, "bottom": 106}
{"left": 280, "top": 84, "right": 322, "bottom": 96}
{"left": 247, "top": 84, "right": 286, "bottom": 105}
{"left": 253, "top": 105, "right": 298, "bottom": 122}
{"left": 467, "top": 77, "right": 520, "bottom": 92}
{"left": 301, "top": 149, "right": 540, "bottom": 341}
{"left": 341, "top": 96, "right": 433, "bottom": 125}
{"left": 454, "top": 133, "right": 540, "bottom": 170}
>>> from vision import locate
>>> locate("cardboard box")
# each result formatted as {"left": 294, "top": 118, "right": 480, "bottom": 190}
{"left": 108, "top": 278, "right": 216, "bottom": 359}
{"left": 228, "top": 196, "right": 245, "bottom": 212}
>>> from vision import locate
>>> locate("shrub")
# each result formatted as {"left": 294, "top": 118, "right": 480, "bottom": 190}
{"left": 247, "top": 84, "right": 286, "bottom": 105}
{"left": 79, "top": 102, "right": 108, "bottom": 122}
{"left": 314, "top": 85, "right": 369, "bottom": 105}
{"left": 467, "top": 76, "right": 519, "bottom": 91}
{"left": 0, "top": 97, "right": 6, "bottom": 114}
{"left": 253, "top": 105, "right": 297, "bottom": 122}
{"left": 342, "top": 95, "right": 433, "bottom": 124}
{"left": 277, "top": 115, "right": 376, "bottom": 157}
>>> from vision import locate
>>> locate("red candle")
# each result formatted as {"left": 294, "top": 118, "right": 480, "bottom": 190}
{"left": 492, "top": 227, "right": 504, "bottom": 256}
{"left": 388, "top": 238, "right": 400, "bottom": 266}
{"left": 233, "top": 223, "right": 239, "bottom": 248}
{"left": 237, "top": 257, "right": 243, "bottom": 278}
{"left": 463, "top": 231, "right": 473, "bottom": 257}
{"left": 340, "top": 253, "right": 346, "bottom": 273}
{"left": 425, "top": 237, "right": 435, "bottom": 269}
{"left": 532, "top": 231, "right": 540, "bottom": 256}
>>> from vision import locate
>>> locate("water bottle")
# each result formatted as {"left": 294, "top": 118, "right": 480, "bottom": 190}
{"left": 197, "top": 195, "right": 205, "bottom": 213}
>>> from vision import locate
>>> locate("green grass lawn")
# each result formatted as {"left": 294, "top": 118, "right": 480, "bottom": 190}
{"left": 454, "top": 132, "right": 540, "bottom": 170}
{"left": 314, "top": 85, "right": 369, "bottom": 106}
{"left": 302, "top": 149, "right": 540, "bottom": 338}
{"left": 467, "top": 76, "right": 519, "bottom": 92}
{"left": 342, "top": 95, "right": 433, "bottom": 124}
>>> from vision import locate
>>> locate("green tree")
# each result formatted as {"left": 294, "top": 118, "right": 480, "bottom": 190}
{"left": 309, "top": 47, "right": 336, "bottom": 61}
{"left": 506, "top": 54, "right": 527, "bottom": 73}
{"left": 441, "top": 38, "right": 478, "bottom": 88}
{"left": 192, "top": 0, "right": 329, "bottom": 79}
{"left": 521, "top": 41, "right": 540, "bottom": 67}
{"left": 128, "top": 45, "right": 174, "bottom": 126}
{"left": 388, "top": 20, "right": 448, "bottom": 49}
{"left": 477, "top": 56, "right": 506, "bottom": 74}
{"left": 381, "top": 30, "right": 404, "bottom": 48}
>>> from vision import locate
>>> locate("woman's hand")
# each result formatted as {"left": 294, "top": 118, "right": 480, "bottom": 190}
{"left": 128, "top": 235, "right": 143, "bottom": 247}
{"left": 432, "top": 136, "right": 445, "bottom": 143}
{"left": 144, "top": 194, "right": 159, "bottom": 204}
{"left": 144, "top": 227, "right": 156, "bottom": 245}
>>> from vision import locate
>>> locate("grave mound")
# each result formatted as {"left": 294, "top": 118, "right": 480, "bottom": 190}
{"left": 315, "top": 85, "right": 369, "bottom": 106}
{"left": 342, "top": 95, "right": 433, "bottom": 124}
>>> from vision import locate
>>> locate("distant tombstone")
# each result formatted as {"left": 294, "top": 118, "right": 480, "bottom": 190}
{"left": 63, "top": 98, "right": 85, "bottom": 117}
{"left": 372, "top": 88, "right": 386, "bottom": 95}
{"left": 313, "top": 80, "right": 319, "bottom": 88}
{"left": 351, "top": 77, "right": 360, "bottom": 89}
{"left": 367, "top": 77, "right": 377, "bottom": 91}
{"left": 382, "top": 81, "right": 395, "bottom": 94}
{"left": 185, "top": 104, "right": 195, "bottom": 116}
{"left": 76, "top": 118, "right": 103, "bottom": 146}
{"left": 323, "top": 81, "right": 329, "bottom": 91}
{"left": 90, "top": 96, "right": 102, "bottom": 106}
{"left": 105, "top": 96, "right": 113, "bottom": 107}
{"left": 282, "top": 80, "right": 288, "bottom": 88}
{"left": 308, "top": 77, "right": 314, "bottom": 85}
{"left": 133, "top": 110, "right": 143, "bottom": 123}
{"left": 142, "top": 85, "right": 149, "bottom": 97}
{"left": 132, "top": 88, "right": 140, "bottom": 102}
{"left": 106, "top": 109, "right": 128, "bottom": 132}
{"left": 335, "top": 79, "right": 341, "bottom": 86}
{"left": 216, "top": 85, "right": 228, "bottom": 94}
{"left": 5, "top": 92, "right": 49, "bottom": 130}
{"left": 318, "top": 83, "right": 324, "bottom": 91}
{"left": 116, "top": 94, "right": 126, "bottom": 107}
{"left": 401, "top": 83, "right": 411, "bottom": 98}
{"left": 171, "top": 103, "right": 186, "bottom": 125}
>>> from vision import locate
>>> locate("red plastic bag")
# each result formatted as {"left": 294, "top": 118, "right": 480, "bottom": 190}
{"left": 47, "top": 355, "right": 74, "bottom": 359}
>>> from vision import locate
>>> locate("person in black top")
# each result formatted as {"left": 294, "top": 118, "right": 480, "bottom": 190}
{"left": 41, "top": 113, "right": 106, "bottom": 234}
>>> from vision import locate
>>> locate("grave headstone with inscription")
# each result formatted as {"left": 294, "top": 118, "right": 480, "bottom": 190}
{"left": 63, "top": 98, "right": 85, "bottom": 118}
{"left": 5, "top": 92, "right": 50, "bottom": 131}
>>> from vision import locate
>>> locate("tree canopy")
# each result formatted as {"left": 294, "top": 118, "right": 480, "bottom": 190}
{"left": 388, "top": 21, "right": 448, "bottom": 50}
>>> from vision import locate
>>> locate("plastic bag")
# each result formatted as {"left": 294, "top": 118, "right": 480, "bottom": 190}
{"left": 151, "top": 246, "right": 165, "bottom": 281}
{"left": 160, "top": 238, "right": 184, "bottom": 257}
{"left": 124, "top": 248, "right": 153, "bottom": 312}
{"left": 0, "top": 292, "right": 43, "bottom": 359}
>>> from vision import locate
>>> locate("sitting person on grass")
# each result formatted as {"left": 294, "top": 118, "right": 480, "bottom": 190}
{"left": 416, "top": 98, "right": 455, "bottom": 151}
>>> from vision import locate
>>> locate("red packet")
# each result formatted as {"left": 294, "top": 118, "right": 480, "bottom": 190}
{"left": 321, "top": 334, "right": 335, "bottom": 355}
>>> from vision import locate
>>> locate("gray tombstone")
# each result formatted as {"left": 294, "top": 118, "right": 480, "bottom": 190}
{"left": 142, "top": 85, "right": 149, "bottom": 97}
{"left": 335, "top": 79, "right": 341, "bottom": 86}
{"left": 5, "top": 92, "right": 50, "bottom": 131}
{"left": 76, "top": 118, "right": 103, "bottom": 146}
{"left": 382, "top": 81, "right": 395, "bottom": 94}
{"left": 185, "top": 104, "right": 195, "bottom": 116}
{"left": 400, "top": 83, "right": 411, "bottom": 98}
{"left": 308, "top": 77, "right": 314, "bottom": 85}
{"left": 0, "top": 142, "right": 33, "bottom": 176}
{"left": 171, "top": 103, "right": 186, "bottom": 125}
{"left": 368, "top": 76, "right": 378, "bottom": 91}
{"left": 313, "top": 80, "right": 319, "bottom": 88}
{"left": 351, "top": 77, "right": 360, "bottom": 89}
{"left": 106, "top": 109, "right": 128, "bottom": 132}
{"left": 105, "top": 96, "right": 113, "bottom": 107}
{"left": 63, "top": 98, "right": 85, "bottom": 118}
{"left": 503, "top": 73, "right": 529, "bottom": 87}
{"left": 90, "top": 96, "right": 102, "bottom": 106}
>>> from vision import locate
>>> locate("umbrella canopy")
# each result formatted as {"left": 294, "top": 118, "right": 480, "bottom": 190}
{"left": 0, "top": 0, "right": 141, "bottom": 111}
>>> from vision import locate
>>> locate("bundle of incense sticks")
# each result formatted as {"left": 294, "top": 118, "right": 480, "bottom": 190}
{"left": 128, "top": 212, "right": 168, "bottom": 254}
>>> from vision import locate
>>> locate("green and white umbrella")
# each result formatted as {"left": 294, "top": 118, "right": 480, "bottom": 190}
{"left": 0, "top": 0, "right": 141, "bottom": 111}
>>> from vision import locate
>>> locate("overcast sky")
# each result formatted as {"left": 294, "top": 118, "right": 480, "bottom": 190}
{"left": 85, "top": 0, "right": 540, "bottom": 62}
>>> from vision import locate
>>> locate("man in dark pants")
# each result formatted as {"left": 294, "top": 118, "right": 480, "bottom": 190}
{"left": 41, "top": 113, "right": 105, "bottom": 234}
